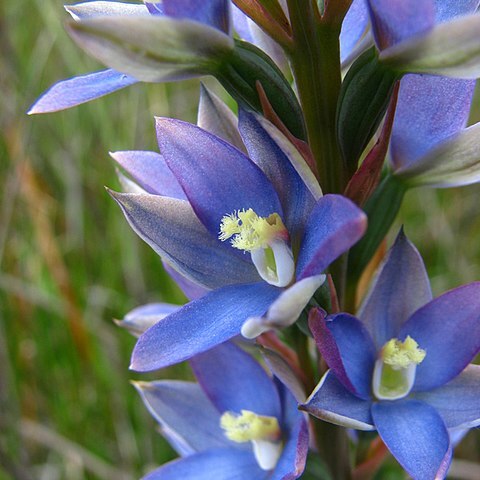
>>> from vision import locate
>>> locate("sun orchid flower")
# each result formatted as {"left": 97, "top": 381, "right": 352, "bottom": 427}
{"left": 302, "top": 231, "right": 480, "bottom": 480}
{"left": 373, "top": 0, "right": 480, "bottom": 188}
{"left": 109, "top": 109, "right": 366, "bottom": 372}
{"left": 28, "top": 0, "right": 372, "bottom": 115}
{"left": 28, "top": 0, "right": 233, "bottom": 114}
{"left": 134, "top": 341, "right": 308, "bottom": 479}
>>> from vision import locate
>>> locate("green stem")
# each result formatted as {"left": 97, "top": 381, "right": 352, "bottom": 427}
{"left": 286, "top": 0, "right": 346, "bottom": 193}
{"left": 314, "top": 419, "right": 352, "bottom": 480}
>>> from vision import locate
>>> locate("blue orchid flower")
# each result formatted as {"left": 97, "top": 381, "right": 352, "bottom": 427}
{"left": 302, "top": 231, "right": 480, "bottom": 480}
{"left": 369, "top": 0, "right": 480, "bottom": 187}
{"left": 28, "top": 0, "right": 371, "bottom": 115}
{"left": 109, "top": 109, "right": 366, "bottom": 371}
{"left": 28, "top": 0, "right": 233, "bottom": 114}
{"left": 134, "top": 341, "right": 308, "bottom": 479}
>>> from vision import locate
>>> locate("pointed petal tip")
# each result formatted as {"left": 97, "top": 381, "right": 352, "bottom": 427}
{"left": 130, "top": 380, "right": 152, "bottom": 391}
{"left": 105, "top": 186, "right": 121, "bottom": 199}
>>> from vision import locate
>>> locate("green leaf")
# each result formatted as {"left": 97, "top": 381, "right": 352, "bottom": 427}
{"left": 337, "top": 47, "right": 399, "bottom": 175}
{"left": 216, "top": 40, "right": 307, "bottom": 140}
{"left": 347, "top": 173, "right": 407, "bottom": 280}
{"left": 380, "top": 14, "right": 480, "bottom": 79}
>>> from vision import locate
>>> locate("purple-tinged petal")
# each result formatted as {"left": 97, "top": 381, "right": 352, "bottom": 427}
{"left": 116, "top": 169, "right": 146, "bottom": 193}
{"left": 66, "top": 16, "right": 232, "bottom": 82}
{"left": 435, "top": 0, "right": 480, "bottom": 22}
{"left": 190, "top": 342, "right": 282, "bottom": 418}
{"left": 155, "top": 118, "right": 283, "bottom": 236}
{"left": 131, "top": 282, "right": 281, "bottom": 371}
{"left": 145, "top": 2, "right": 164, "bottom": 15}
{"left": 162, "top": 261, "right": 209, "bottom": 301}
{"left": 116, "top": 302, "right": 180, "bottom": 337}
{"left": 238, "top": 110, "right": 316, "bottom": 239}
{"left": 390, "top": 75, "right": 475, "bottom": 170}
{"left": 143, "top": 448, "right": 264, "bottom": 480}
{"left": 367, "top": 0, "right": 435, "bottom": 50}
{"left": 247, "top": 21, "right": 288, "bottom": 72}
{"left": 301, "top": 371, "right": 375, "bottom": 431}
{"left": 296, "top": 195, "right": 367, "bottom": 280}
{"left": 197, "top": 84, "right": 246, "bottom": 152}
{"left": 109, "top": 192, "right": 259, "bottom": 289}
{"left": 65, "top": 2, "right": 149, "bottom": 20}
{"left": 241, "top": 275, "right": 325, "bottom": 339}
{"left": 111, "top": 151, "right": 186, "bottom": 199}
{"left": 262, "top": 349, "right": 305, "bottom": 403}
{"left": 394, "top": 121, "right": 480, "bottom": 188}
{"left": 161, "top": 0, "right": 231, "bottom": 34}
{"left": 413, "top": 365, "right": 480, "bottom": 429}
{"left": 232, "top": 4, "right": 253, "bottom": 42}
{"left": 271, "top": 384, "right": 308, "bottom": 480}
{"left": 251, "top": 115, "right": 322, "bottom": 202}
{"left": 400, "top": 282, "right": 480, "bottom": 391}
{"left": 134, "top": 380, "right": 228, "bottom": 454}
{"left": 358, "top": 230, "right": 432, "bottom": 350}
{"left": 309, "top": 311, "right": 376, "bottom": 399}
{"left": 28, "top": 69, "right": 137, "bottom": 114}
{"left": 340, "top": 0, "right": 370, "bottom": 63}
{"left": 371, "top": 399, "right": 451, "bottom": 480}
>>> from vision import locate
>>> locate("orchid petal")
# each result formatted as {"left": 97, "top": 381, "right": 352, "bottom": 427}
{"left": 143, "top": 448, "right": 264, "bottom": 480}
{"left": 241, "top": 275, "right": 325, "bottom": 339}
{"left": 116, "top": 169, "right": 146, "bottom": 193}
{"left": 144, "top": 3, "right": 164, "bottom": 16}
{"left": 162, "top": 261, "right": 209, "bottom": 301}
{"left": 131, "top": 282, "right": 280, "bottom": 371}
{"left": 414, "top": 365, "right": 480, "bottom": 429}
{"left": 246, "top": 20, "right": 288, "bottom": 71}
{"left": 394, "top": 121, "right": 480, "bottom": 188}
{"left": 435, "top": 0, "right": 480, "bottom": 22}
{"left": 271, "top": 384, "right": 308, "bottom": 480}
{"left": 191, "top": 342, "right": 281, "bottom": 418}
{"left": 28, "top": 69, "right": 138, "bottom": 114}
{"left": 400, "top": 282, "right": 480, "bottom": 391}
{"left": 155, "top": 118, "right": 283, "bottom": 236}
{"left": 65, "top": 1, "right": 149, "bottom": 20}
{"left": 379, "top": 14, "right": 480, "bottom": 79}
{"left": 340, "top": 0, "right": 370, "bottom": 63}
{"left": 371, "top": 399, "right": 451, "bottom": 480}
{"left": 262, "top": 349, "right": 305, "bottom": 402}
{"left": 367, "top": 0, "right": 435, "bottom": 50}
{"left": 232, "top": 5, "right": 253, "bottom": 42}
{"left": 359, "top": 230, "right": 432, "bottom": 350}
{"left": 250, "top": 115, "right": 322, "bottom": 202}
{"left": 116, "top": 302, "right": 180, "bottom": 337}
{"left": 238, "top": 111, "right": 316, "bottom": 239}
{"left": 134, "top": 380, "right": 228, "bottom": 454}
{"left": 197, "top": 84, "right": 245, "bottom": 151}
{"left": 302, "top": 371, "right": 375, "bottom": 431}
{"left": 109, "top": 192, "right": 259, "bottom": 289}
{"left": 161, "top": 0, "right": 231, "bottom": 34}
{"left": 66, "top": 16, "right": 232, "bottom": 83}
{"left": 296, "top": 195, "right": 367, "bottom": 280}
{"left": 390, "top": 75, "right": 475, "bottom": 170}
{"left": 310, "top": 312, "right": 376, "bottom": 399}
{"left": 111, "top": 151, "right": 186, "bottom": 199}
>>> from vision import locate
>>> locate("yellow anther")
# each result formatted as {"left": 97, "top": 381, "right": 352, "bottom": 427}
{"left": 220, "top": 410, "right": 281, "bottom": 443}
{"left": 382, "top": 336, "right": 426, "bottom": 369}
{"left": 219, "top": 209, "right": 287, "bottom": 252}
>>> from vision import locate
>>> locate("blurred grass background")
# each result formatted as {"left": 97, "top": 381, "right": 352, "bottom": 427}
{"left": 1, "top": 1, "right": 479, "bottom": 479}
